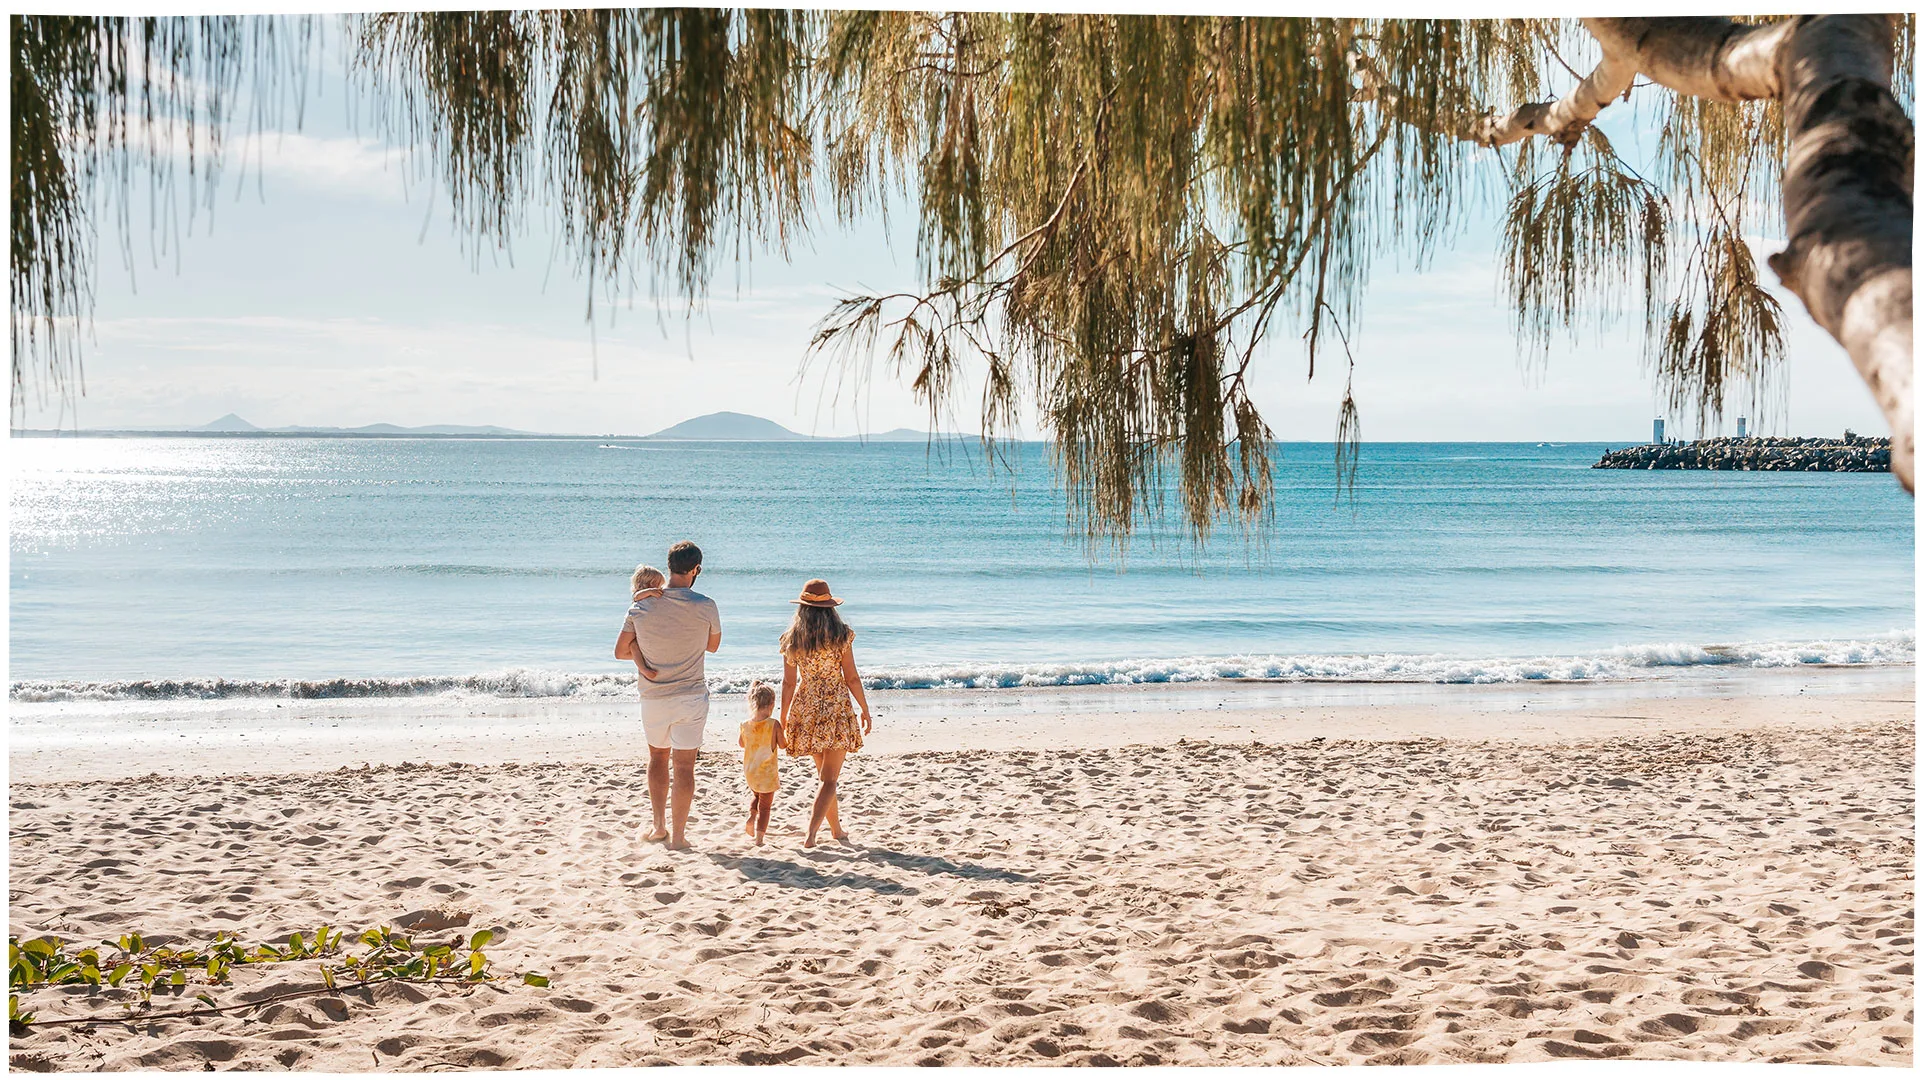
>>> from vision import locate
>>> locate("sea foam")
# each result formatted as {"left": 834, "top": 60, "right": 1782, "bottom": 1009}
{"left": 11, "top": 632, "right": 1911, "bottom": 702}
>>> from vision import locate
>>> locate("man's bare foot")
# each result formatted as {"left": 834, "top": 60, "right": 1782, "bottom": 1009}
{"left": 642, "top": 828, "right": 669, "bottom": 843}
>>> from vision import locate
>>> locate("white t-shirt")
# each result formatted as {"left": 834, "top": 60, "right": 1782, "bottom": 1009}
{"left": 624, "top": 588, "right": 721, "bottom": 699}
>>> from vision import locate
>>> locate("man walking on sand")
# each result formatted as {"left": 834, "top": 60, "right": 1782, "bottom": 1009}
{"left": 615, "top": 540, "right": 722, "bottom": 850}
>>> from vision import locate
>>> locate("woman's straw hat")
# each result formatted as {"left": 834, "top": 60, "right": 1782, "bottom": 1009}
{"left": 790, "top": 578, "right": 843, "bottom": 607}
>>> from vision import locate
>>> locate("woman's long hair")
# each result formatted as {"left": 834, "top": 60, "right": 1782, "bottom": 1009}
{"left": 780, "top": 602, "right": 852, "bottom": 657}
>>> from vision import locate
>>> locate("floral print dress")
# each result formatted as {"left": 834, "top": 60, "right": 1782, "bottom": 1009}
{"left": 783, "top": 633, "right": 862, "bottom": 755}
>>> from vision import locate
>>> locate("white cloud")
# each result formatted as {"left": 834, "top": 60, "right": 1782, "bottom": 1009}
{"left": 227, "top": 130, "right": 416, "bottom": 203}
{"left": 114, "top": 105, "right": 417, "bottom": 207}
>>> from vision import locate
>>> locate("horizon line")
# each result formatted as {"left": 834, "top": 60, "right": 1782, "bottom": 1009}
{"left": 17, "top": 429, "right": 1877, "bottom": 447}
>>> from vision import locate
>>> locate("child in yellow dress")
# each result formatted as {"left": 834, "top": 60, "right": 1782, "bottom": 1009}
{"left": 738, "top": 682, "right": 781, "bottom": 845}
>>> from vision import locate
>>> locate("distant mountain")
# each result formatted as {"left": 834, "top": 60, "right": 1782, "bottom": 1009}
{"left": 191, "top": 417, "right": 529, "bottom": 435}
{"left": 646, "top": 412, "right": 810, "bottom": 440}
{"left": 138, "top": 411, "right": 959, "bottom": 440}
{"left": 418, "top": 424, "right": 528, "bottom": 435}
{"left": 645, "top": 411, "right": 972, "bottom": 442}
{"left": 831, "top": 427, "right": 964, "bottom": 442}
{"left": 199, "top": 413, "right": 260, "bottom": 432}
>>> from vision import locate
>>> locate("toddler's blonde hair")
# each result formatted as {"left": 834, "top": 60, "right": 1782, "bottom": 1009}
{"left": 631, "top": 564, "right": 664, "bottom": 599}
{"left": 746, "top": 681, "right": 776, "bottom": 712}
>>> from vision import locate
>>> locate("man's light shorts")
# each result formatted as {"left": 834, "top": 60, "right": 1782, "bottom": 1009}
{"left": 641, "top": 693, "right": 710, "bottom": 750}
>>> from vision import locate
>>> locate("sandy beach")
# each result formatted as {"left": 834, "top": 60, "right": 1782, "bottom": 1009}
{"left": 9, "top": 669, "right": 1914, "bottom": 1068}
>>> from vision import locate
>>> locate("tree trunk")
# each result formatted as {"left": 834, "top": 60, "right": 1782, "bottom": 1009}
{"left": 1585, "top": 16, "right": 1914, "bottom": 491}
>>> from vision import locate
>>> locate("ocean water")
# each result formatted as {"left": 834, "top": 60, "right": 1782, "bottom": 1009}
{"left": 9, "top": 437, "right": 1913, "bottom": 700}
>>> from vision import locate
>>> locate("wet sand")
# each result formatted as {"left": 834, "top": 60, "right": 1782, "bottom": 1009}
{"left": 9, "top": 665, "right": 1910, "bottom": 783}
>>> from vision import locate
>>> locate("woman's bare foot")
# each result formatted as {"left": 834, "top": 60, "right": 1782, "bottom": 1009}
{"left": 642, "top": 828, "right": 669, "bottom": 843}
{"left": 665, "top": 838, "right": 693, "bottom": 852}
{"left": 802, "top": 834, "right": 818, "bottom": 849}
{"left": 832, "top": 831, "right": 850, "bottom": 843}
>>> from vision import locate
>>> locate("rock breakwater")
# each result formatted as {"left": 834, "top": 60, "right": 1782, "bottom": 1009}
{"left": 1595, "top": 433, "right": 1891, "bottom": 472}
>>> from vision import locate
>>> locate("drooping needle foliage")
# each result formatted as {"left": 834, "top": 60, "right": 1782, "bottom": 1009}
{"left": 11, "top": 13, "right": 1913, "bottom": 545}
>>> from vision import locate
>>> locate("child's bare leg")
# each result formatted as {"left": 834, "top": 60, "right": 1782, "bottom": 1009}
{"left": 754, "top": 792, "right": 773, "bottom": 844}
{"left": 744, "top": 792, "right": 757, "bottom": 836}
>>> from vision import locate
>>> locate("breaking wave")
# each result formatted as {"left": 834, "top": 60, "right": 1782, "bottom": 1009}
{"left": 12, "top": 632, "right": 1910, "bottom": 702}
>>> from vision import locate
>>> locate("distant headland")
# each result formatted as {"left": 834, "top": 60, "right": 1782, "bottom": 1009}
{"left": 643, "top": 411, "right": 964, "bottom": 441}
{"left": 11, "top": 411, "right": 968, "bottom": 442}
{"left": 194, "top": 414, "right": 532, "bottom": 436}
{"left": 1595, "top": 432, "right": 1892, "bottom": 473}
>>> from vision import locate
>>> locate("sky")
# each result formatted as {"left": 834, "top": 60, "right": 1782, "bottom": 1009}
{"left": 16, "top": 17, "right": 1892, "bottom": 443}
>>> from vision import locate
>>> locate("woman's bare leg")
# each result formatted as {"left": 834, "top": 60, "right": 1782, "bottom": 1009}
{"left": 806, "top": 753, "right": 844, "bottom": 837}
{"left": 809, "top": 754, "right": 846, "bottom": 840}
{"left": 804, "top": 750, "right": 847, "bottom": 848}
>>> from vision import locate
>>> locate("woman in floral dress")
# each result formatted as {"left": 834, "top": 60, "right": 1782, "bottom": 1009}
{"left": 778, "top": 579, "right": 874, "bottom": 847}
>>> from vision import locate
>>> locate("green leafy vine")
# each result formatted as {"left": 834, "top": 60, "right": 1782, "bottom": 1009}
{"left": 9, "top": 926, "right": 548, "bottom": 1033}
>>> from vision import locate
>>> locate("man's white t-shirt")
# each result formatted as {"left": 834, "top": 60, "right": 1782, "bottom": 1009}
{"left": 625, "top": 588, "right": 721, "bottom": 700}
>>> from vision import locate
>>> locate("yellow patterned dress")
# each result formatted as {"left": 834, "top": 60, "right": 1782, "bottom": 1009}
{"left": 739, "top": 718, "right": 780, "bottom": 793}
{"left": 783, "top": 633, "right": 863, "bottom": 755}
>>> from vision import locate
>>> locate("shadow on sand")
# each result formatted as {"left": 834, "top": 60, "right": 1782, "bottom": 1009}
{"left": 848, "top": 846, "right": 1038, "bottom": 884}
{"left": 704, "top": 845, "right": 1038, "bottom": 893}
{"left": 704, "top": 851, "right": 919, "bottom": 895}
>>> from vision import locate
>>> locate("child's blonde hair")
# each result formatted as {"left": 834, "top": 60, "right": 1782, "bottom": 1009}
{"left": 631, "top": 564, "right": 664, "bottom": 600}
{"left": 747, "top": 681, "right": 776, "bottom": 712}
